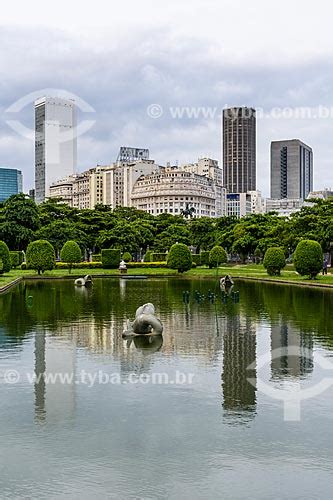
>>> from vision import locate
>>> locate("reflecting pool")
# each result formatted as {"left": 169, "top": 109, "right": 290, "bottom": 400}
{"left": 1, "top": 278, "right": 333, "bottom": 499}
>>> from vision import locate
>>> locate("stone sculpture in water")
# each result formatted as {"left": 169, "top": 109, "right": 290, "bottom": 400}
{"left": 122, "top": 303, "right": 163, "bottom": 338}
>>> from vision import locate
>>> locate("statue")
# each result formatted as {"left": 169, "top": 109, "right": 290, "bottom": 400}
{"left": 119, "top": 260, "right": 127, "bottom": 274}
{"left": 74, "top": 274, "right": 93, "bottom": 287}
{"left": 220, "top": 275, "right": 234, "bottom": 292}
{"left": 122, "top": 303, "right": 163, "bottom": 338}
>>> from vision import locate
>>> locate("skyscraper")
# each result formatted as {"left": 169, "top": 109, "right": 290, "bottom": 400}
{"left": 270, "top": 139, "right": 313, "bottom": 200}
{"left": 223, "top": 107, "right": 256, "bottom": 193}
{"left": 0, "top": 167, "right": 23, "bottom": 202}
{"left": 35, "top": 97, "right": 77, "bottom": 204}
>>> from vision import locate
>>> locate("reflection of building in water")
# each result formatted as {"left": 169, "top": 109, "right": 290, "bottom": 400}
{"left": 271, "top": 323, "right": 313, "bottom": 378}
{"left": 222, "top": 314, "right": 257, "bottom": 415}
{"left": 34, "top": 328, "right": 76, "bottom": 424}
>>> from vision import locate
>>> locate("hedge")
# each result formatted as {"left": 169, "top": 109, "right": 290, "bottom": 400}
{"left": 10, "top": 251, "right": 24, "bottom": 268}
{"left": 192, "top": 254, "right": 201, "bottom": 266}
{"left": 152, "top": 253, "right": 167, "bottom": 262}
{"left": 101, "top": 249, "right": 121, "bottom": 268}
{"left": 56, "top": 262, "right": 103, "bottom": 269}
{"left": 200, "top": 251, "right": 210, "bottom": 267}
{"left": 92, "top": 254, "right": 101, "bottom": 262}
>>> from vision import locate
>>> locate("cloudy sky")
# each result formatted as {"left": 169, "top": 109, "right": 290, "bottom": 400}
{"left": 1, "top": 0, "right": 333, "bottom": 195}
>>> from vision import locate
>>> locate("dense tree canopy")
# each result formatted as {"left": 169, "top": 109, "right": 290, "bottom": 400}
{"left": 0, "top": 195, "right": 333, "bottom": 259}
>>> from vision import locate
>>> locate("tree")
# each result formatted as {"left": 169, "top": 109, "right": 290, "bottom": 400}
{"left": 232, "top": 235, "right": 256, "bottom": 263}
{"left": 293, "top": 240, "right": 323, "bottom": 279}
{"left": 0, "top": 194, "right": 40, "bottom": 250}
{"left": 167, "top": 243, "right": 192, "bottom": 273}
{"left": 209, "top": 246, "right": 227, "bottom": 268}
{"left": 0, "top": 241, "right": 11, "bottom": 273}
{"left": 263, "top": 247, "right": 286, "bottom": 276}
{"left": 154, "top": 224, "right": 191, "bottom": 252}
{"left": 60, "top": 241, "right": 82, "bottom": 273}
{"left": 26, "top": 240, "right": 55, "bottom": 275}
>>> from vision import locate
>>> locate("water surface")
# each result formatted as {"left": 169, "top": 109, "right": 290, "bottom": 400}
{"left": 1, "top": 278, "right": 333, "bottom": 499}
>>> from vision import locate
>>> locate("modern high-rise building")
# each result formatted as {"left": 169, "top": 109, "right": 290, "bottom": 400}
{"left": 35, "top": 97, "right": 77, "bottom": 204}
{"left": 223, "top": 107, "right": 256, "bottom": 193}
{"left": 0, "top": 167, "right": 23, "bottom": 202}
{"left": 270, "top": 139, "right": 313, "bottom": 200}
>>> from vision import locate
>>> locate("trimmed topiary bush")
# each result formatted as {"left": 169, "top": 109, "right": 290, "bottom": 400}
{"left": 60, "top": 240, "right": 82, "bottom": 273}
{"left": 167, "top": 243, "right": 192, "bottom": 273}
{"left": 152, "top": 253, "right": 167, "bottom": 262}
{"left": 209, "top": 246, "right": 228, "bottom": 268}
{"left": 0, "top": 241, "right": 11, "bottom": 273}
{"left": 263, "top": 247, "right": 286, "bottom": 276}
{"left": 143, "top": 250, "right": 153, "bottom": 262}
{"left": 26, "top": 240, "right": 55, "bottom": 275}
{"left": 293, "top": 239, "right": 323, "bottom": 279}
{"left": 200, "top": 251, "right": 210, "bottom": 267}
{"left": 192, "top": 254, "right": 201, "bottom": 266}
{"left": 122, "top": 252, "right": 132, "bottom": 262}
{"left": 9, "top": 251, "right": 24, "bottom": 268}
{"left": 101, "top": 249, "right": 121, "bottom": 268}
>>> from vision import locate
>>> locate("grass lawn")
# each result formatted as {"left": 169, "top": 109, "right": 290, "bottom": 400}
{"left": 1, "top": 264, "right": 333, "bottom": 289}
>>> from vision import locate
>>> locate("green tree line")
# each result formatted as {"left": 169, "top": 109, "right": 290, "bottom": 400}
{"left": 1, "top": 194, "right": 332, "bottom": 257}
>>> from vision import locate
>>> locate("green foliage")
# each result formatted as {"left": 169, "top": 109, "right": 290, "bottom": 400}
{"left": 0, "top": 258, "right": 3, "bottom": 273}
{"left": 0, "top": 241, "right": 11, "bottom": 273}
{"left": 143, "top": 250, "right": 153, "bottom": 262}
{"left": 209, "top": 246, "right": 228, "bottom": 268}
{"left": 122, "top": 252, "right": 132, "bottom": 262}
{"left": 0, "top": 194, "right": 40, "bottom": 250}
{"left": 92, "top": 254, "right": 101, "bottom": 261}
{"left": 56, "top": 261, "right": 103, "bottom": 269}
{"left": 60, "top": 241, "right": 82, "bottom": 273}
{"left": 101, "top": 249, "right": 121, "bottom": 268}
{"left": 232, "top": 235, "right": 256, "bottom": 262}
{"left": 152, "top": 253, "right": 167, "bottom": 262}
{"left": 9, "top": 251, "right": 23, "bottom": 268}
{"left": 167, "top": 243, "right": 192, "bottom": 273}
{"left": 26, "top": 240, "right": 55, "bottom": 275}
{"left": 192, "top": 254, "right": 201, "bottom": 266}
{"left": 293, "top": 240, "right": 323, "bottom": 278}
{"left": 263, "top": 247, "right": 286, "bottom": 276}
{"left": 200, "top": 251, "right": 210, "bottom": 267}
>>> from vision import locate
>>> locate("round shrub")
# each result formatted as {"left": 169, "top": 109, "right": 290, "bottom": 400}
{"left": 167, "top": 243, "right": 192, "bottom": 273}
{"left": 60, "top": 240, "right": 82, "bottom": 273}
{"left": 0, "top": 241, "right": 11, "bottom": 273}
{"left": 209, "top": 246, "right": 227, "bottom": 268}
{"left": 293, "top": 240, "right": 323, "bottom": 278}
{"left": 122, "top": 252, "right": 132, "bottom": 262}
{"left": 263, "top": 247, "right": 286, "bottom": 276}
{"left": 26, "top": 240, "right": 55, "bottom": 275}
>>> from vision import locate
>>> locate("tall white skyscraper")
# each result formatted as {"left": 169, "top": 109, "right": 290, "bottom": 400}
{"left": 35, "top": 97, "right": 77, "bottom": 203}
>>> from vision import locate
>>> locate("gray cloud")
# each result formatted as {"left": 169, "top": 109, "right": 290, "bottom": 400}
{"left": 1, "top": 26, "right": 333, "bottom": 195}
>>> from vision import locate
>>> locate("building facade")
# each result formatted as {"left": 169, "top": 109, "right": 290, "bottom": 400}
{"left": 0, "top": 167, "right": 23, "bottom": 202}
{"left": 271, "top": 139, "right": 313, "bottom": 200}
{"left": 131, "top": 167, "right": 220, "bottom": 217}
{"left": 226, "top": 192, "right": 252, "bottom": 218}
{"left": 264, "top": 198, "right": 304, "bottom": 216}
{"left": 223, "top": 107, "right": 256, "bottom": 193}
{"left": 35, "top": 96, "right": 77, "bottom": 204}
